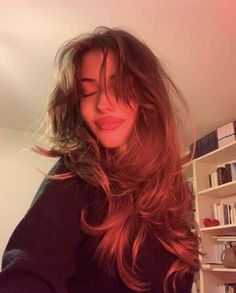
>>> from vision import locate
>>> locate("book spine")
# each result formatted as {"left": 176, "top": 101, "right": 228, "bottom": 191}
{"left": 233, "top": 203, "right": 236, "bottom": 224}
{"left": 212, "top": 203, "right": 218, "bottom": 219}
{"left": 202, "top": 135, "right": 208, "bottom": 156}
{"left": 208, "top": 130, "right": 218, "bottom": 152}
{"left": 223, "top": 204, "right": 229, "bottom": 225}
{"left": 197, "top": 139, "right": 202, "bottom": 157}
{"left": 229, "top": 204, "right": 232, "bottom": 224}
{"left": 217, "top": 124, "right": 224, "bottom": 148}
{"left": 234, "top": 120, "right": 236, "bottom": 138}
{"left": 214, "top": 130, "right": 219, "bottom": 149}
{"left": 225, "top": 163, "right": 232, "bottom": 182}
{"left": 231, "top": 162, "right": 236, "bottom": 180}
{"left": 209, "top": 174, "right": 212, "bottom": 188}
{"left": 217, "top": 167, "right": 226, "bottom": 185}
{"left": 209, "top": 171, "right": 218, "bottom": 187}
{"left": 217, "top": 203, "right": 224, "bottom": 225}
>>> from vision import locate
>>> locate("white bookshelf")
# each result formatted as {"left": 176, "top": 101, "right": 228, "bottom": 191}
{"left": 183, "top": 141, "right": 236, "bottom": 293}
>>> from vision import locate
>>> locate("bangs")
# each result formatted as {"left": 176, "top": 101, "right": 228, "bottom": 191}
{"left": 96, "top": 47, "right": 138, "bottom": 109}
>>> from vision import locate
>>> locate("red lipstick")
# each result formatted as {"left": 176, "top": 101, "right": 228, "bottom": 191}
{"left": 95, "top": 116, "right": 124, "bottom": 130}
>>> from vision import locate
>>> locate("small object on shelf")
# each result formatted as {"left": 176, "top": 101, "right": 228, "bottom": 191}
{"left": 221, "top": 247, "right": 236, "bottom": 268}
{"left": 208, "top": 171, "right": 218, "bottom": 187}
{"left": 203, "top": 217, "right": 220, "bottom": 227}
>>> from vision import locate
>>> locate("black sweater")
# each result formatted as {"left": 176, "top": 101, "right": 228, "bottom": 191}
{"left": 0, "top": 159, "right": 194, "bottom": 292}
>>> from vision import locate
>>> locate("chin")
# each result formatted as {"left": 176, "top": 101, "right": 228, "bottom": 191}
{"left": 98, "top": 139, "right": 125, "bottom": 149}
{"left": 101, "top": 143, "right": 122, "bottom": 149}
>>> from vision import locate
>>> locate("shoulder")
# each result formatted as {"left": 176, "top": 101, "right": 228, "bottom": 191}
{"left": 29, "top": 157, "right": 90, "bottom": 211}
{"left": 1, "top": 158, "right": 92, "bottom": 272}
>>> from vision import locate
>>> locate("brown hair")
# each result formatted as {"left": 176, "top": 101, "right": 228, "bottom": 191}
{"left": 34, "top": 26, "right": 200, "bottom": 292}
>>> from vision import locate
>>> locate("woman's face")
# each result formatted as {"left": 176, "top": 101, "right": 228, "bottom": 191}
{"left": 79, "top": 49, "right": 138, "bottom": 150}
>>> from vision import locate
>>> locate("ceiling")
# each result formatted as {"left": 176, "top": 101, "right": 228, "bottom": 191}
{"left": 1, "top": 0, "right": 236, "bottom": 144}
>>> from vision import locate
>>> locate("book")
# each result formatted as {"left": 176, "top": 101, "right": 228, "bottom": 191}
{"left": 216, "top": 203, "right": 224, "bottom": 225}
{"left": 231, "top": 162, "right": 236, "bottom": 180}
{"left": 212, "top": 202, "right": 236, "bottom": 225}
{"left": 225, "top": 163, "right": 233, "bottom": 182}
{"left": 217, "top": 167, "right": 227, "bottom": 185}
{"left": 217, "top": 121, "right": 236, "bottom": 148}
{"left": 188, "top": 121, "right": 236, "bottom": 159}
{"left": 223, "top": 204, "right": 229, "bottom": 225}
{"left": 209, "top": 171, "right": 218, "bottom": 188}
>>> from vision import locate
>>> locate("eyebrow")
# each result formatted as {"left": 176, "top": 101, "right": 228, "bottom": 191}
{"left": 80, "top": 75, "right": 115, "bottom": 83}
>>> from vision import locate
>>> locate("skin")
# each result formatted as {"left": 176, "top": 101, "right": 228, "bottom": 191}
{"left": 79, "top": 49, "right": 138, "bottom": 150}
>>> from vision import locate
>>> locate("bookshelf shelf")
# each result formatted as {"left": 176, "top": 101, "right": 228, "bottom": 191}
{"left": 202, "top": 264, "right": 236, "bottom": 272}
{"left": 198, "top": 180, "right": 236, "bottom": 197}
{"left": 212, "top": 267, "right": 236, "bottom": 272}
{"left": 183, "top": 141, "right": 236, "bottom": 292}
{"left": 200, "top": 223, "right": 236, "bottom": 233}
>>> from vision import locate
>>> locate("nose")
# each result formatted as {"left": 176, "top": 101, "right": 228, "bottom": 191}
{"left": 96, "top": 88, "right": 116, "bottom": 112}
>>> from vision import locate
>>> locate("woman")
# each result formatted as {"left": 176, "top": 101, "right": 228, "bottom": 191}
{"left": 0, "top": 26, "right": 200, "bottom": 292}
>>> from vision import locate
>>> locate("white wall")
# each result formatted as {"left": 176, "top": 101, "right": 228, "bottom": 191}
{"left": 0, "top": 127, "right": 57, "bottom": 264}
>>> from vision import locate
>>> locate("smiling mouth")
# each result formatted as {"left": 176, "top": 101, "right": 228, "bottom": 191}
{"left": 96, "top": 121, "right": 124, "bottom": 130}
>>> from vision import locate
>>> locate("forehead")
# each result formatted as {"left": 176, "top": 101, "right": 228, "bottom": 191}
{"left": 79, "top": 49, "right": 117, "bottom": 79}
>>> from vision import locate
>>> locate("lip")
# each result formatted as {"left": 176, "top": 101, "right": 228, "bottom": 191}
{"left": 95, "top": 116, "right": 125, "bottom": 131}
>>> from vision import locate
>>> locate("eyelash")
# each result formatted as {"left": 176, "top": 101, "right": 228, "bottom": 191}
{"left": 82, "top": 92, "right": 97, "bottom": 97}
{"left": 82, "top": 86, "right": 115, "bottom": 98}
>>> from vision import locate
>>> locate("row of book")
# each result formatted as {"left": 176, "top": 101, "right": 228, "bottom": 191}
{"left": 213, "top": 243, "right": 227, "bottom": 263}
{"left": 192, "top": 281, "right": 236, "bottom": 293}
{"left": 205, "top": 235, "right": 236, "bottom": 264}
{"left": 209, "top": 162, "right": 236, "bottom": 188}
{"left": 218, "top": 283, "right": 236, "bottom": 293}
{"left": 215, "top": 236, "right": 236, "bottom": 264}
{"left": 211, "top": 202, "right": 236, "bottom": 226}
{"left": 189, "top": 120, "right": 236, "bottom": 159}
{"left": 212, "top": 242, "right": 236, "bottom": 264}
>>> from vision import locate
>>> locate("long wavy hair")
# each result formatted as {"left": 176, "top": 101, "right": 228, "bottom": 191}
{"left": 33, "top": 26, "right": 200, "bottom": 292}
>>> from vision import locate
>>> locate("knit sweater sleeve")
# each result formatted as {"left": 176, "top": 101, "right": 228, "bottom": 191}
{"left": 0, "top": 158, "right": 88, "bottom": 293}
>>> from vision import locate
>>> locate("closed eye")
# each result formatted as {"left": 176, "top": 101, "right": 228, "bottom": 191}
{"left": 82, "top": 92, "right": 98, "bottom": 97}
